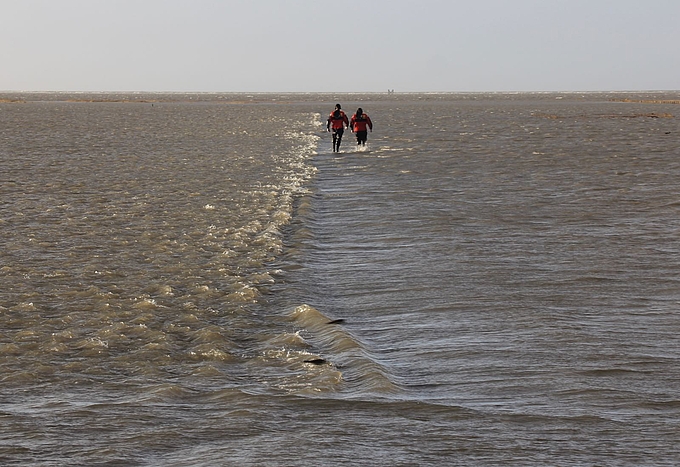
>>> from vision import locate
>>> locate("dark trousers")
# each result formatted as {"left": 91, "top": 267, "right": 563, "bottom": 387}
{"left": 332, "top": 128, "right": 344, "bottom": 151}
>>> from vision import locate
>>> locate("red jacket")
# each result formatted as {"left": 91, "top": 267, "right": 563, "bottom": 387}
{"left": 350, "top": 113, "right": 373, "bottom": 132}
{"left": 327, "top": 110, "right": 349, "bottom": 130}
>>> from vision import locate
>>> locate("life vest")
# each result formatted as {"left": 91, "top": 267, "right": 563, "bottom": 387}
{"left": 351, "top": 113, "right": 373, "bottom": 132}
{"left": 328, "top": 110, "right": 348, "bottom": 130}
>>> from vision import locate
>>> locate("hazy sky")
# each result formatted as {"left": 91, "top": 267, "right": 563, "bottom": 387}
{"left": 1, "top": 0, "right": 678, "bottom": 92}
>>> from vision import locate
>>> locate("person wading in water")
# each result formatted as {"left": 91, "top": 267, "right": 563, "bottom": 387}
{"left": 326, "top": 103, "right": 349, "bottom": 152}
{"left": 350, "top": 107, "right": 373, "bottom": 147}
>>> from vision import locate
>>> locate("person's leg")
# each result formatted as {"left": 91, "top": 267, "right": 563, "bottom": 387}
{"left": 336, "top": 129, "right": 344, "bottom": 151}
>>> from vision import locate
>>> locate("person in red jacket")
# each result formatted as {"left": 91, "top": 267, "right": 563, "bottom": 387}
{"left": 326, "top": 103, "right": 349, "bottom": 152}
{"left": 350, "top": 108, "right": 373, "bottom": 147}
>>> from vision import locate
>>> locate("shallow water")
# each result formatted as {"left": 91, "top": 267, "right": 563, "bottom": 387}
{"left": 1, "top": 92, "right": 680, "bottom": 465}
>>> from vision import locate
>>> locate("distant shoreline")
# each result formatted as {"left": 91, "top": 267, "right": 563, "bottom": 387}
{"left": 609, "top": 98, "right": 680, "bottom": 104}
{"left": 3, "top": 92, "right": 680, "bottom": 106}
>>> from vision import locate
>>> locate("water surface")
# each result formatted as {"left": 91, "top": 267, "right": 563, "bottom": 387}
{"left": 1, "top": 92, "right": 679, "bottom": 465}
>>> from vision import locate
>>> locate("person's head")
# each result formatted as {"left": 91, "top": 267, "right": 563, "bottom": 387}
{"left": 335, "top": 103, "right": 341, "bottom": 110}
{"left": 356, "top": 108, "right": 363, "bottom": 116}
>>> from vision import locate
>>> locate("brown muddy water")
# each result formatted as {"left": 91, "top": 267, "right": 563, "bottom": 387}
{"left": 1, "top": 92, "right": 680, "bottom": 466}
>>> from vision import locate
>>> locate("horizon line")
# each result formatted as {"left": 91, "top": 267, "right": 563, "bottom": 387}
{"left": 2, "top": 89, "right": 680, "bottom": 95}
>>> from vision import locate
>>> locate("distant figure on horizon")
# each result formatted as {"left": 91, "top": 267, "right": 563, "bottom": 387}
{"left": 326, "top": 103, "right": 349, "bottom": 152}
{"left": 350, "top": 108, "right": 373, "bottom": 147}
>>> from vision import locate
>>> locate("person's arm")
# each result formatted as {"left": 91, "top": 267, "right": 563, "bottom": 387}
{"left": 367, "top": 116, "right": 373, "bottom": 131}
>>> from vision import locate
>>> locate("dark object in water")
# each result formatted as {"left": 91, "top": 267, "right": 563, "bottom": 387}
{"left": 303, "top": 358, "right": 327, "bottom": 365}
{"left": 327, "top": 318, "right": 345, "bottom": 325}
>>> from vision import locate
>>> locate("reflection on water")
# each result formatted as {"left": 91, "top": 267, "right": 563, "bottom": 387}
{"left": 1, "top": 99, "right": 320, "bottom": 395}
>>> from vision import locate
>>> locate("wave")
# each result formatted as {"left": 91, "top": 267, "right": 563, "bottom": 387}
{"left": 286, "top": 304, "right": 401, "bottom": 397}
